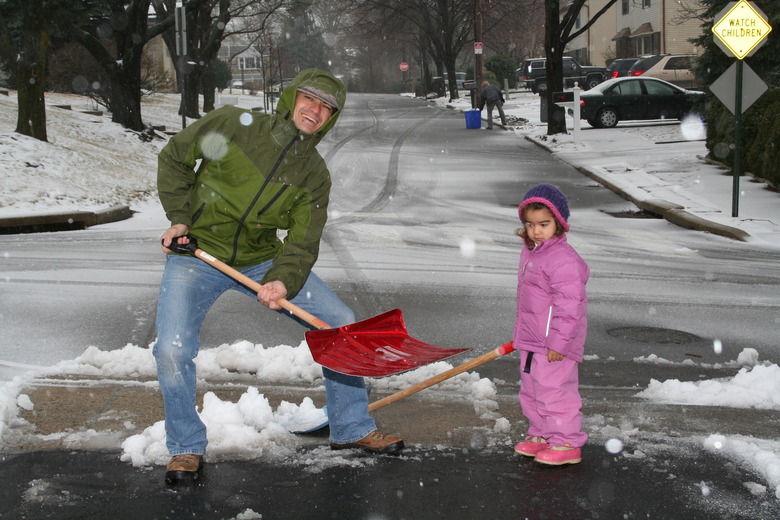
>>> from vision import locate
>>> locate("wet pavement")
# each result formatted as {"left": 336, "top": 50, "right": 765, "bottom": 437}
{"left": 2, "top": 445, "right": 778, "bottom": 519}
{"left": 3, "top": 357, "right": 780, "bottom": 519}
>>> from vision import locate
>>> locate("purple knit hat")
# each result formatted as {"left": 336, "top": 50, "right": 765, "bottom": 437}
{"left": 518, "top": 184, "right": 571, "bottom": 231}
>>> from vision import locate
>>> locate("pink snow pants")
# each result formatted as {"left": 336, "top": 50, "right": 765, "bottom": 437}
{"left": 518, "top": 350, "right": 588, "bottom": 447}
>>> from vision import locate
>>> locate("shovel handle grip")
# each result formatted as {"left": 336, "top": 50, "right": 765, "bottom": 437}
{"left": 164, "top": 236, "right": 330, "bottom": 330}
{"left": 368, "top": 341, "right": 514, "bottom": 412}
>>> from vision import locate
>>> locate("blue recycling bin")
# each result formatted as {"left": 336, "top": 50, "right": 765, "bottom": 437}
{"left": 465, "top": 109, "right": 481, "bottom": 129}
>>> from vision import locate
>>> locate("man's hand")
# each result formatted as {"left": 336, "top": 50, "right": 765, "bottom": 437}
{"left": 257, "top": 280, "right": 288, "bottom": 310}
{"left": 160, "top": 224, "right": 190, "bottom": 253}
{"left": 547, "top": 349, "right": 564, "bottom": 362}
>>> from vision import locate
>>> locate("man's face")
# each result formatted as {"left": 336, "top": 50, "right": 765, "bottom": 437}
{"left": 292, "top": 92, "right": 334, "bottom": 134}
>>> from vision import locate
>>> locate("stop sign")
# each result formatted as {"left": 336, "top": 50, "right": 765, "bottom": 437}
{"left": 399, "top": 62, "right": 409, "bottom": 71}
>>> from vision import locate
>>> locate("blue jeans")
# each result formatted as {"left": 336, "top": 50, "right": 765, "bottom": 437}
{"left": 153, "top": 254, "right": 376, "bottom": 456}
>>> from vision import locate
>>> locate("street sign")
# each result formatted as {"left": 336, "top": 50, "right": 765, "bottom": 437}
{"left": 712, "top": 0, "right": 772, "bottom": 59}
{"left": 474, "top": 42, "right": 483, "bottom": 55}
{"left": 399, "top": 62, "right": 409, "bottom": 72}
{"left": 710, "top": 61, "right": 768, "bottom": 115}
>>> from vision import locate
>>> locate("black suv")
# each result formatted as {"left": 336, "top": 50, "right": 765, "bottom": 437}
{"left": 606, "top": 58, "right": 639, "bottom": 79}
{"left": 516, "top": 56, "right": 607, "bottom": 93}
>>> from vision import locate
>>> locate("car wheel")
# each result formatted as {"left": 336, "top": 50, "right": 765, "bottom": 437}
{"left": 586, "top": 77, "right": 601, "bottom": 90}
{"left": 597, "top": 107, "right": 618, "bottom": 128}
{"left": 586, "top": 118, "right": 599, "bottom": 128}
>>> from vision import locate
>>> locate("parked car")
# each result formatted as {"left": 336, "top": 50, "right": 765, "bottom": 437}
{"left": 628, "top": 54, "right": 669, "bottom": 77}
{"left": 640, "top": 54, "right": 700, "bottom": 89}
{"left": 578, "top": 77, "right": 704, "bottom": 128}
{"left": 516, "top": 56, "right": 607, "bottom": 93}
{"left": 606, "top": 58, "right": 639, "bottom": 79}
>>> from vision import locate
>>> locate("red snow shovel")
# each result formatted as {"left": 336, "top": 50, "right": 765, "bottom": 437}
{"left": 165, "top": 236, "right": 469, "bottom": 376}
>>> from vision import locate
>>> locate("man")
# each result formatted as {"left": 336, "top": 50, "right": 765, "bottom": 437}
{"left": 478, "top": 81, "right": 507, "bottom": 130}
{"left": 156, "top": 68, "right": 404, "bottom": 486}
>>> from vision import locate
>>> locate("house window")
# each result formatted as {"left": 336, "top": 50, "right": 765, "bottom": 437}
{"left": 622, "top": 0, "right": 630, "bottom": 15}
{"left": 635, "top": 35, "right": 653, "bottom": 55}
{"left": 238, "top": 56, "right": 256, "bottom": 70}
{"left": 643, "top": 0, "right": 651, "bottom": 7}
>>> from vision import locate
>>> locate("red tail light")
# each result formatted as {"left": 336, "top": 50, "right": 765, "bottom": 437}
{"left": 611, "top": 71, "right": 619, "bottom": 78}
{"left": 630, "top": 70, "right": 645, "bottom": 76}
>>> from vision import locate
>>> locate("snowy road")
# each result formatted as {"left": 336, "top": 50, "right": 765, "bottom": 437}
{"left": 1, "top": 93, "right": 780, "bottom": 516}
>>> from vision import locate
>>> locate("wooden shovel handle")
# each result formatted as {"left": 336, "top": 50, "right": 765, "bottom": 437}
{"left": 368, "top": 341, "right": 515, "bottom": 412}
{"left": 192, "top": 248, "right": 330, "bottom": 330}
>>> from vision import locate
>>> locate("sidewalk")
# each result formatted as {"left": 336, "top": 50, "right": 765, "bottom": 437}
{"left": 530, "top": 128, "right": 780, "bottom": 245}
{"left": 446, "top": 91, "right": 780, "bottom": 249}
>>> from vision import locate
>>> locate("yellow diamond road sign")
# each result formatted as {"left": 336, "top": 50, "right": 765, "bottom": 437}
{"left": 712, "top": 1, "right": 772, "bottom": 59}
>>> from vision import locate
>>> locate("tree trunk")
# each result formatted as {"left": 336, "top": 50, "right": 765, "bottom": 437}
{"left": 15, "top": 58, "right": 48, "bottom": 142}
{"left": 13, "top": 0, "right": 50, "bottom": 142}
{"left": 545, "top": 0, "right": 566, "bottom": 135}
{"left": 109, "top": 62, "right": 145, "bottom": 131}
{"left": 202, "top": 64, "right": 216, "bottom": 113}
{"left": 181, "top": 69, "right": 201, "bottom": 119}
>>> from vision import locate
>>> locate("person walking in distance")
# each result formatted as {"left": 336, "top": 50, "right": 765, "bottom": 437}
{"left": 479, "top": 81, "right": 507, "bottom": 129}
{"left": 156, "top": 68, "right": 404, "bottom": 486}
{"left": 511, "top": 184, "right": 589, "bottom": 465}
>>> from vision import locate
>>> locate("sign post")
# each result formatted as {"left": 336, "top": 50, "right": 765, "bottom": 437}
{"left": 175, "top": 1, "right": 187, "bottom": 129}
{"left": 711, "top": 0, "right": 772, "bottom": 217}
{"left": 399, "top": 62, "right": 409, "bottom": 93}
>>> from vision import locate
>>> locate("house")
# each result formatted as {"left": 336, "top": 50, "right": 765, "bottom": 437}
{"left": 612, "top": 0, "right": 703, "bottom": 57}
{"left": 565, "top": 0, "right": 703, "bottom": 66}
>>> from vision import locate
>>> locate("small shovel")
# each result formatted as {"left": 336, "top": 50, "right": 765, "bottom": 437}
{"left": 164, "top": 236, "right": 469, "bottom": 376}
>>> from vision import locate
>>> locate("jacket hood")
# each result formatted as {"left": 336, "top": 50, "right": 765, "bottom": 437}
{"left": 276, "top": 68, "right": 346, "bottom": 138}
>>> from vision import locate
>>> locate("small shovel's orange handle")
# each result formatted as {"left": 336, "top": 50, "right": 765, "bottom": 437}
{"left": 368, "top": 341, "right": 515, "bottom": 412}
{"left": 192, "top": 248, "right": 330, "bottom": 330}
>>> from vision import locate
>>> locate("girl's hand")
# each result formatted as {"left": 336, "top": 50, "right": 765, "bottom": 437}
{"left": 547, "top": 349, "right": 564, "bottom": 362}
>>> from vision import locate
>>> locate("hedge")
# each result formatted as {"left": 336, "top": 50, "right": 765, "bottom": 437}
{"left": 706, "top": 88, "right": 780, "bottom": 189}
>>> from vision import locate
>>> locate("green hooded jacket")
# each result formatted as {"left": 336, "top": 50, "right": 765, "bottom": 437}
{"left": 157, "top": 68, "right": 347, "bottom": 298}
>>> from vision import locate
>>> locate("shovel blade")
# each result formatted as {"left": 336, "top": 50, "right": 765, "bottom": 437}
{"left": 306, "top": 309, "right": 469, "bottom": 377}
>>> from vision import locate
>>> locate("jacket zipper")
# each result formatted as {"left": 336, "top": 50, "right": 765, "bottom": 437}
{"left": 227, "top": 134, "right": 298, "bottom": 265}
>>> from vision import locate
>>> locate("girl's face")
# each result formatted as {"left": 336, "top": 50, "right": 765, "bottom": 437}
{"left": 523, "top": 206, "right": 558, "bottom": 244}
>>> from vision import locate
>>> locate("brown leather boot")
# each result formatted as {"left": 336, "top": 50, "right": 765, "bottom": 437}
{"left": 165, "top": 454, "right": 203, "bottom": 485}
{"left": 330, "top": 430, "right": 404, "bottom": 454}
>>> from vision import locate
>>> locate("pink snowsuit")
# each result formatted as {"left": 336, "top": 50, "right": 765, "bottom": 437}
{"left": 513, "top": 234, "right": 589, "bottom": 447}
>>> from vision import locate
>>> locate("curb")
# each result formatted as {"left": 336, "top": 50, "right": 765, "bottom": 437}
{"left": 525, "top": 136, "right": 751, "bottom": 242}
{"left": 0, "top": 205, "right": 134, "bottom": 235}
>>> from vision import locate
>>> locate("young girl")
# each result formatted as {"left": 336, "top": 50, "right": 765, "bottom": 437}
{"left": 512, "top": 184, "right": 589, "bottom": 465}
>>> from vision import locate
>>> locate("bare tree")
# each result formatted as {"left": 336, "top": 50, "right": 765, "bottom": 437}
{"left": 152, "top": 0, "right": 287, "bottom": 117}
{"left": 0, "top": 0, "right": 54, "bottom": 141}
{"left": 545, "top": 0, "right": 617, "bottom": 135}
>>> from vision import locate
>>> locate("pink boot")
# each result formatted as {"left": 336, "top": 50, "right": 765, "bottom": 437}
{"left": 514, "top": 436, "right": 548, "bottom": 457}
{"left": 534, "top": 444, "right": 582, "bottom": 465}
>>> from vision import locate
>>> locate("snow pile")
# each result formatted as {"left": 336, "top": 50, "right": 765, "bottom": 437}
{"left": 0, "top": 376, "right": 33, "bottom": 442}
{"left": 51, "top": 340, "right": 324, "bottom": 384}
{"left": 635, "top": 348, "right": 780, "bottom": 500}
{"left": 705, "top": 435, "right": 780, "bottom": 499}
{"left": 120, "top": 387, "right": 303, "bottom": 467}
{"left": 636, "top": 349, "right": 780, "bottom": 410}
